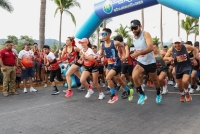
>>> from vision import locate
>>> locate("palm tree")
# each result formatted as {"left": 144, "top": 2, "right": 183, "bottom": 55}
{"left": 181, "top": 16, "right": 198, "bottom": 41}
{"left": 160, "top": 5, "right": 163, "bottom": 48}
{"left": 177, "top": 12, "right": 180, "bottom": 36}
{"left": 114, "top": 24, "right": 132, "bottom": 46}
{"left": 39, "top": 0, "right": 46, "bottom": 49}
{"left": 152, "top": 36, "right": 161, "bottom": 45}
{"left": 141, "top": 9, "right": 144, "bottom": 29}
{"left": 0, "top": 0, "right": 13, "bottom": 13}
{"left": 54, "top": 0, "right": 81, "bottom": 48}
{"left": 191, "top": 19, "right": 199, "bottom": 42}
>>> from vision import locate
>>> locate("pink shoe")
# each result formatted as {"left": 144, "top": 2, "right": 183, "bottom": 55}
{"left": 65, "top": 90, "right": 73, "bottom": 98}
{"left": 108, "top": 95, "right": 118, "bottom": 104}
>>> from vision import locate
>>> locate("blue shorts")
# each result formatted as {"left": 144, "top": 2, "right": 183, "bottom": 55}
{"left": 197, "top": 70, "right": 200, "bottom": 77}
{"left": 22, "top": 67, "right": 34, "bottom": 79}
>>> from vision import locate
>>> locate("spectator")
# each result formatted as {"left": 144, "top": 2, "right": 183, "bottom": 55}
{"left": 0, "top": 41, "right": 18, "bottom": 97}
{"left": 18, "top": 42, "right": 38, "bottom": 93}
{"left": 32, "top": 43, "right": 41, "bottom": 83}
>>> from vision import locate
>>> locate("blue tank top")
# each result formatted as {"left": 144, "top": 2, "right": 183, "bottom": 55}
{"left": 133, "top": 31, "right": 156, "bottom": 65}
{"left": 102, "top": 40, "right": 121, "bottom": 66}
{"left": 172, "top": 45, "right": 192, "bottom": 74}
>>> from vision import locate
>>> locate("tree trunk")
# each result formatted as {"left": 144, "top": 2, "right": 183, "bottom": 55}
{"left": 141, "top": 9, "right": 144, "bottom": 29}
{"left": 195, "top": 33, "right": 197, "bottom": 42}
{"left": 178, "top": 12, "right": 180, "bottom": 36}
{"left": 103, "top": 19, "right": 107, "bottom": 28}
{"left": 186, "top": 32, "right": 188, "bottom": 41}
{"left": 160, "top": 5, "right": 163, "bottom": 48}
{"left": 59, "top": 11, "right": 63, "bottom": 49}
{"left": 39, "top": 0, "right": 46, "bottom": 49}
{"left": 96, "top": 28, "right": 100, "bottom": 50}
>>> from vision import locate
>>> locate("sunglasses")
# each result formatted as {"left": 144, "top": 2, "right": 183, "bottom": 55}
{"left": 130, "top": 26, "right": 139, "bottom": 31}
{"left": 101, "top": 32, "right": 108, "bottom": 37}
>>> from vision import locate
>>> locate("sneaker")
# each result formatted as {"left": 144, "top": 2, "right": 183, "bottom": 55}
{"left": 104, "top": 87, "right": 110, "bottom": 95}
{"left": 23, "top": 88, "right": 27, "bottom": 93}
{"left": 121, "top": 91, "right": 128, "bottom": 99}
{"left": 3, "top": 92, "right": 9, "bottom": 97}
{"left": 65, "top": 90, "right": 73, "bottom": 98}
{"left": 185, "top": 92, "right": 192, "bottom": 102}
{"left": 156, "top": 94, "right": 162, "bottom": 104}
{"left": 30, "top": 87, "right": 38, "bottom": 92}
{"left": 189, "top": 88, "right": 194, "bottom": 94}
{"left": 10, "top": 91, "right": 18, "bottom": 95}
{"left": 44, "top": 84, "right": 47, "bottom": 88}
{"left": 167, "top": 80, "right": 171, "bottom": 85}
{"left": 128, "top": 88, "right": 134, "bottom": 101}
{"left": 98, "top": 92, "right": 105, "bottom": 100}
{"left": 78, "top": 85, "right": 85, "bottom": 91}
{"left": 108, "top": 94, "right": 118, "bottom": 104}
{"left": 127, "top": 82, "right": 132, "bottom": 86}
{"left": 85, "top": 89, "right": 94, "bottom": 98}
{"left": 137, "top": 94, "right": 147, "bottom": 105}
{"left": 115, "top": 85, "right": 121, "bottom": 91}
{"left": 180, "top": 94, "right": 185, "bottom": 102}
{"left": 170, "top": 81, "right": 174, "bottom": 86}
{"left": 174, "top": 83, "right": 178, "bottom": 88}
{"left": 161, "top": 85, "right": 168, "bottom": 95}
{"left": 196, "top": 85, "right": 200, "bottom": 91}
{"left": 188, "top": 84, "right": 191, "bottom": 89}
{"left": 51, "top": 90, "right": 59, "bottom": 95}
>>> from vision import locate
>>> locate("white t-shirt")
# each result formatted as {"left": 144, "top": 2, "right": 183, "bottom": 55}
{"left": 18, "top": 50, "right": 34, "bottom": 59}
{"left": 45, "top": 52, "right": 56, "bottom": 62}
{"left": 81, "top": 48, "right": 96, "bottom": 58}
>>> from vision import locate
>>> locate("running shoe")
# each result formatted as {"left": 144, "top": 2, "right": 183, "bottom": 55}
{"left": 85, "top": 89, "right": 94, "bottom": 98}
{"left": 65, "top": 90, "right": 73, "bottom": 98}
{"left": 51, "top": 90, "right": 59, "bottom": 95}
{"left": 185, "top": 92, "right": 192, "bottom": 102}
{"left": 98, "top": 92, "right": 105, "bottom": 100}
{"left": 180, "top": 95, "right": 185, "bottom": 102}
{"left": 128, "top": 88, "right": 134, "bottom": 101}
{"left": 121, "top": 91, "right": 128, "bottom": 99}
{"left": 137, "top": 94, "right": 147, "bottom": 105}
{"left": 108, "top": 94, "right": 118, "bottom": 104}
{"left": 156, "top": 94, "right": 162, "bottom": 104}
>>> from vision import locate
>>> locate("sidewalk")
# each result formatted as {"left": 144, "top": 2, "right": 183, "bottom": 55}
{"left": 0, "top": 85, "right": 200, "bottom": 134}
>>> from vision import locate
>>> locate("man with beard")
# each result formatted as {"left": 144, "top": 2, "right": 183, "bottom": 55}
{"left": 130, "top": 20, "right": 162, "bottom": 105}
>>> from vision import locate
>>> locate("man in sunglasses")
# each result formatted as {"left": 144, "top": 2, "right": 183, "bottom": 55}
{"left": 99, "top": 28, "right": 134, "bottom": 104}
{"left": 130, "top": 19, "right": 162, "bottom": 105}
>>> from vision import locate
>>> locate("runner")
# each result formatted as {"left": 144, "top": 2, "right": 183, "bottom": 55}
{"left": 43, "top": 45, "right": 63, "bottom": 95}
{"left": 130, "top": 19, "right": 162, "bottom": 105}
{"left": 163, "top": 37, "right": 197, "bottom": 102}
{"left": 99, "top": 28, "right": 133, "bottom": 104}
{"left": 79, "top": 38, "right": 105, "bottom": 99}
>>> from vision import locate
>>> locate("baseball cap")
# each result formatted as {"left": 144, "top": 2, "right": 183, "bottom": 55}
{"left": 78, "top": 38, "right": 89, "bottom": 44}
{"left": 24, "top": 42, "right": 31, "bottom": 46}
{"left": 173, "top": 37, "right": 182, "bottom": 43}
{"left": 130, "top": 20, "right": 141, "bottom": 28}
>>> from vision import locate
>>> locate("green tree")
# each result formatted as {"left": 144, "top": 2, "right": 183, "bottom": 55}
{"left": 54, "top": 0, "right": 81, "bottom": 49}
{"left": 16, "top": 42, "right": 24, "bottom": 52}
{"left": 152, "top": 36, "right": 161, "bottom": 45}
{"left": 181, "top": 16, "right": 198, "bottom": 41}
{"left": 190, "top": 19, "right": 199, "bottom": 42}
{"left": 0, "top": 0, "right": 13, "bottom": 13}
{"left": 7, "top": 35, "right": 18, "bottom": 45}
{"left": 20, "top": 35, "right": 34, "bottom": 45}
{"left": 114, "top": 24, "right": 132, "bottom": 46}
{"left": 39, "top": 0, "right": 46, "bottom": 49}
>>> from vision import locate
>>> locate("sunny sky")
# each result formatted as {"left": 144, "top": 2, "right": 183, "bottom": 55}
{"left": 0, "top": 0, "right": 199, "bottom": 44}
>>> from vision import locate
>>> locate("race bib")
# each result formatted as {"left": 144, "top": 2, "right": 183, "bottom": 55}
{"left": 176, "top": 54, "right": 187, "bottom": 62}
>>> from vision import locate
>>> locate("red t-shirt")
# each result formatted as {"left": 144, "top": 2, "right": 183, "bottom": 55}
{"left": 0, "top": 48, "right": 16, "bottom": 65}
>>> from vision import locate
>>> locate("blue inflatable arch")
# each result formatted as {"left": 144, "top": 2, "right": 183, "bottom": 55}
{"left": 75, "top": 0, "right": 200, "bottom": 39}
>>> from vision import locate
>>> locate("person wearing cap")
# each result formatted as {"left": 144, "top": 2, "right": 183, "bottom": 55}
{"left": 163, "top": 37, "right": 198, "bottom": 102}
{"left": 77, "top": 38, "right": 105, "bottom": 100}
{"left": 43, "top": 45, "right": 63, "bottom": 95}
{"left": 184, "top": 41, "right": 199, "bottom": 93}
{"left": 0, "top": 41, "right": 18, "bottom": 97}
{"left": 99, "top": 28, "right": 133, "bottom": 104}
{"left": 18, "top": 42, "right": 38, "bottom": 93}
{"left": 130, "top": 19, "right": 162, "bottom": 105}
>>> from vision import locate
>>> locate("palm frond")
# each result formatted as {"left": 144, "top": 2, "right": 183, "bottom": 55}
{"left": 0, "top": 0, "right": 13, "bottom": 13}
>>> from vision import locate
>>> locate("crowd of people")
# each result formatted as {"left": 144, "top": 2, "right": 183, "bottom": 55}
{"left": 0, "top": 19, "right": 200, "bottom": 105}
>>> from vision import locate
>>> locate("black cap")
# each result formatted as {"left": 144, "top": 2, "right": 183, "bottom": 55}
{"left": 24, "top": 42, "right": 31, "bottom": 46}
{"left": 130, "top": 19, "right": 141, "bottom": 27}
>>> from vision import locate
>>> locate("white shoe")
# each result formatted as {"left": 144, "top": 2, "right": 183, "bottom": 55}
{"left": 44, "top": 84, "right": 47, "bottom": 88}
{"left": 23, "top": 88, "right": 27, "bottom": 93}
{"left": 189, "top": 88, "right": 194, "bottom": 94}
{"left": 85, "top": 89, "right": 94, "bottom": 98}
{"left": 78, "top": 85, "right": 85, "bottom": 91}
{"left": 188, "top": 84, "right": 191, "bottom": 89}
{"left": 98, "top": 92, "right": 105, "bottom": 100}
{"left": 161, "top": 85, "right": 168, "bottom": 95}
{"left": 30, "top": 87, "right": 38, "bottom": 92}
{"left": 167, "top": 80, "right": 171, "bottom": 85}
{"left": 196, "top": 85, "right": 200, "bottom": 91}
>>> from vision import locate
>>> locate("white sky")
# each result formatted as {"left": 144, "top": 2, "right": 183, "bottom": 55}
{"left": 0, "top": 0, "right": 199, "bottom": 44}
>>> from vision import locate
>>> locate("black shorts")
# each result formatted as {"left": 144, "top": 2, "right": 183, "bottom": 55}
{"left": 83, "top": 66, "right": 99, "bottom": 73}
{"left": 16, "top": 76, "right": 21, "bottom": 82}
{"left": 74, "top": 62, "right": 82, "bottom": 67}
{"left": 107, "top": 64, "right": 121, "bottom": 75}
{"left": 176, "top": 70, "right": 191, "bottom": 79}
{"left": 157, "top": 67, "right": 168, "bottom": 75}
{"left": 98, "top": 65, "right": 104, "bottom": 74}
{"left": 50, "top": 68, "right": 63, "bottom": 82}
{"left": 138, "top": 62, "right": 157, "bottom": 74}
{"left": 121, "top": 63, "right": 133, "bottom": 76}
{"left": 45, "top": 70, "right": 50, "bottom": 74}
{"left": 192, "top": 60, "right": 199, "bottom": 71}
